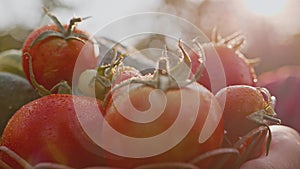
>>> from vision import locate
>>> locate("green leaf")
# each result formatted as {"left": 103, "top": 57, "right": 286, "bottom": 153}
{"left": 30, "top": 30, "right": 64, "bottom": 49}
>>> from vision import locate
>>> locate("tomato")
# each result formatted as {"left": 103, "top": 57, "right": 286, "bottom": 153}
{"left": 22, "top": 10, "right": 99, "bottom": 91}
{"left": 214, "top": 85, "right": 282, "bottom": 168}
{"left": 103, "top": 83, "right": 224, "bottom": 169}
{"left": 0, "top": 72, "right": 39, "bottom": 135}
{"left": 258, "top": 65, "right": 300, "bottom": 132}
{"left": 190, "top": 32, "right": 257, "bottom": 93}
{"left": 100, "top": 42, "right": 224, "bottom": 169}
{"left": 112, "top": 66, "right": 141, "bottom": 86}
{"left": 215, "top": 85, "right": 279, "bottom": 143}
{"left": 239, "top": 125, "right": 300, "bottom": 169}
{"left": 0, "top": 94, "right": 105, "bottom": 169}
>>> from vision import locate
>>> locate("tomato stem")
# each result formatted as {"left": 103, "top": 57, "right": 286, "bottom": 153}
{"left": 65, "top": 16, "right": 91, "bottom": 37}
{"left": 262, "top": 114, "right": 281, "bottom": 124}
{"left": 25, "top": 52, "right": 52, "bottom": 96}
{"left": 247, "top": 87, "right": 281, "bottom": 125}
{"left": 30, "top": 7, "right": 90, "bottom": 48}
{"left": 169, "top": 39, "right": 192, "bottom": 82}
{"left": 103, "top": 39, "right": 205, "bottom": 107}
{"left": 0, "top": 146, "right": 32, "bottom": 169}
{"left": 189, "top": 148, "right": 239, "bottom": 165}
{"left": 43, "top": 7, "right": 65, "bottom": 34}
{"left": 25, "top": 52, "right": 72, "bottom": 96}
{"left": 211, "top": 27, "right": 222, "bottom": 43}
{"left": 0, "top": 160, "right": 12, "bottom": 169}
{"left": 232, "top": 133, "right": 262, "bottom": 169}
{"left": 191, "top": 37, "right": 206, "bottom": 82}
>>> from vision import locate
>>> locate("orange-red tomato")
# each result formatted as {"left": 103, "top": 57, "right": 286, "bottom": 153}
{"left": 215, "top": 85, "right": 269, "bottom": 143}
{"left": 102, "top": 82, "right": 224, "bottom": 169}
{"left": 190, "top": 45, "right": 257, "bottom": 93}
{"left": 0, "top": 94, "right": 105, "bottom": 168}
{"left": 22, "top": 23, "right": 99, "bottom": 91}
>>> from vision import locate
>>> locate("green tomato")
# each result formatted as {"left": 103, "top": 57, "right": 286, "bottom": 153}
{"left": 0, "top": 49, "right": 25, "bottom": 77}
{"left": 0, "top": 72, "right": 39, "bottom": 135}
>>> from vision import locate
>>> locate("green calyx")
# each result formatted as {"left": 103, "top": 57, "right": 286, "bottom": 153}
{"left": 211, "top": 28, "right": 260, "bottom": 66}
{"left": 93, "top": 49, "right": 127, "bottom": 100}
{"left": 246, "top": 87, "right": 281, "bottom": 126}
{"left": 102, "top": 39, "right": 205, "bottom": 107}
{"left": 30, "top": 7, "right": 91, "bottom": 49}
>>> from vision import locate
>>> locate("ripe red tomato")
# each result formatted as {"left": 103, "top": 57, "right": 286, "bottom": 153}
{"left": 215, "top": 85, "right": 277, "bottom": 143}
{"left": 101, "top": 78, "right": 224, "bottom": 168}
{"left": 190, "top": 38, "right": 257, "bottom": 93}
{"left": 22, "top": 12, "right": 99, "bottom": 91}
{"left": 214, "top": 85, "right": 280, "bottom": 167}
{"left": 0, "top": 94, "right": 105, "bottom": 169}
{"left": 112, "top": 66, "right": 141, "bottom": 87}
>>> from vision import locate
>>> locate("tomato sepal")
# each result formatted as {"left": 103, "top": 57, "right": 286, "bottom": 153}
{"left": 29, "top": 30, "right": 65, "bottom": 49}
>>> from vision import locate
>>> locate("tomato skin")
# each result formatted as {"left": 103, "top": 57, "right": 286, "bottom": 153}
{"left": 215, "top": 85, "right": 266, "bottom": 143}
{"left": 190, "top": 45, "right": 257, "bottom": 93}
{"left": 112, "top": 66, "right": 141, "bottom": 87}
{"left": 102, "top": 82, "right": 224, "bottom": 169}
{"left": 22, "top": 25, "right": 99, "bottom": 90}
{"left": 0, "top": 94, "right": 105, "bottom": 168}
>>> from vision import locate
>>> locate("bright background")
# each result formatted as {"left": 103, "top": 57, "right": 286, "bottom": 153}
{"left": 1, "top": 0, "right": 300, "bottom": 74}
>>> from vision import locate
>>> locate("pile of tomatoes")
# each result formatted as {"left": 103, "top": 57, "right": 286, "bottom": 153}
{"left": 0, "top": 10, "right": 282, "bottom": 169}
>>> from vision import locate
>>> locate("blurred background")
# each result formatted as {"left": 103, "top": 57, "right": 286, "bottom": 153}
{"left": 1, "top": 0, "right": 300, "bottom": 74}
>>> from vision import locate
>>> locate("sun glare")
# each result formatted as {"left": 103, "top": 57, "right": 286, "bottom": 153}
{"left": 242, "top": 0, "right": 287, "bottom": 17}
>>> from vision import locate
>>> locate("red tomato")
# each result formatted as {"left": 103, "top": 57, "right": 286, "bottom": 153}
{"left": 112, "top": 66, "right": 141, "bottom": 87}
{"left": 22, "top": 12, "right": 99, "bottom": 91}
{"left": 190, "top": 43, "right": 257, "bottom": 93}
{"left": 214, "top": 85, "right": 278, "bottom": 168}
{"left": 0, "top": 94, "right": 105, "bottom": 169}
{"left": 102, "top": 79, "right": 224, "bottom": 169}
{"left": 215, "top": 85, "right": 277, "bottom": 143}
